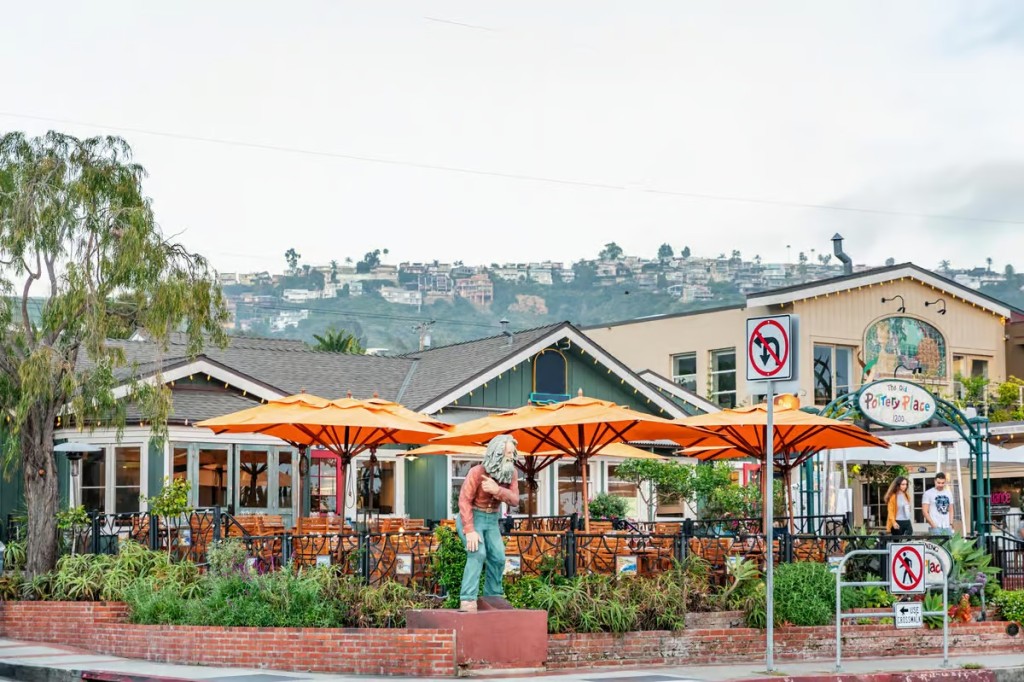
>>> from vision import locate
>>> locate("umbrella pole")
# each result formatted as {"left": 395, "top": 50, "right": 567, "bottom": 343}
{"left": 581, "top": 458, "right": 591, "bottom": 532}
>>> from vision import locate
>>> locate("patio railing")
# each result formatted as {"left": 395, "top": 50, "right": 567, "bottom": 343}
{"left": 7, "top": 510, "right": 1016, "bottom": 594}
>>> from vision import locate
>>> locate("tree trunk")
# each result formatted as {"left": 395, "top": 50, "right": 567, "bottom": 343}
{"left": 23, "top": 414, "right": 58, "bottom": 576}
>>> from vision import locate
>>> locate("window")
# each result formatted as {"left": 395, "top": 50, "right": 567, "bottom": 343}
{"left": 913, "top": 477, "right": 962, "bottom": 525}
{"left": 451, "top": 458, "right": 478, "bottom": 515}
{"left": 607, "top": 464, "right": 639, "bottom": 518}
{"left": 278, "top": 451, "right": 293, "bottom": 508}
{"left": 80, "top": 449, "right": 105, "bottom": 513}
{"left": 197, "top": 447, "right": 229, "bottom": 508}
{"left": 357, "top": 458, "right": 395, "bottom": 514}
{"left": 813, "top": 344, "right": 854, "bottom": 406}
{"left": 558, "top": 461, "right": 585, "bottom": 516}
{"left": 114, "top": 447, "right": 141, "bottom": 513}
{"left": 709, "top": 349, "right": 736, "bottom": 408}
{"left": 533, "top": 350, "right": 568, "bottom": 396}
{"left": 971, "top": 359, "right": 989, "bottom": 379}
{"left": 672, "top": 352, "right": 697, "bottom": 392}
{"left": 310, "top": 454, "right": 339, "bottom": 514}
{"left": 172, "top": 445, "right": 189, "bottom": 486}
{"left": 860, "top": 482, "right": 886, "bottom": 529}
{"left": 238, "top": 449, "right": 269, "bottom": 509}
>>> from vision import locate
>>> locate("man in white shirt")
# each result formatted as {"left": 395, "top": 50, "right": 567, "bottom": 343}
{"left": 922, "top": 472, "right": 954, "bottom": 536}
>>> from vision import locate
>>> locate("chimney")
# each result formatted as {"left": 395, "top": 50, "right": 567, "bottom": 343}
{"left": 832, "top": 233, "right": 853, "bottom": 275}
{"left": 500, "top": 318, "right": 513, "bottom": 346}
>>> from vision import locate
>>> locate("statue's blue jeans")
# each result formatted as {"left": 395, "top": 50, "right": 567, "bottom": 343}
{"left": 456, "top": 510, "right": 505, "bottom": 602}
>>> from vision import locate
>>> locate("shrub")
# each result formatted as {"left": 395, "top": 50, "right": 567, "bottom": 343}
{"left": 993, "top": 589, "right": 1024, "bottom": 623}
{"left": 588, "top": 493, "right": 629, "bottom": 520}
{"left": 773, "top": 561, "right": 835, "bottom": 626}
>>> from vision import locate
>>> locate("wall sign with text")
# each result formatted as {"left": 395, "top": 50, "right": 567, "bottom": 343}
{"left": 857, "top": 380, "right": 937, "bottom": 429}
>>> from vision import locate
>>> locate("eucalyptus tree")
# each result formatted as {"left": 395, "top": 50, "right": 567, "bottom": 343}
{"left": 0, "top": 131, "right": 228, "bottom": 574}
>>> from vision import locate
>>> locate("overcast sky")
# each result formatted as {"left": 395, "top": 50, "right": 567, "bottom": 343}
{"left": 2, "top": 1, "right": 1024, "bottom": 275}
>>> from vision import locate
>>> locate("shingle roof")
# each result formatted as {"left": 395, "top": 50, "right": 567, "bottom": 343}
{"left": 395, "top": 322, "right": 568, "bottom": 410}
{"left": 91, "top": 336, "right": 416, "bottom": 401}
{"left": 125, "top": 389, "right": 262, "bottom": 424}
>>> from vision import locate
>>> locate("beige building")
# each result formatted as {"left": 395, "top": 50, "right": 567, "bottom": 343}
{"left": 587, "top": 262, "right": 1017, "bottom": 411}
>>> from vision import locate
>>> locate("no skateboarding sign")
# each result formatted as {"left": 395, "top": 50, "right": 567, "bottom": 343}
{"left": 889, "top": 543, "right": 925, "bottom": 594}
{"left": 746, "top": 315, "right": 793, "bottom": 381}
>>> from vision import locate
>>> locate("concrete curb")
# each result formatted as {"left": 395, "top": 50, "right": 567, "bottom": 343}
{"left": 739, "top": 667, "right": 1024, "bottom": 682}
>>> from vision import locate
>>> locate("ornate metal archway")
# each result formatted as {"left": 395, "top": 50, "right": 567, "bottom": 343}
{"left": 819, "top": 379, "right": 991, "bottom": 539}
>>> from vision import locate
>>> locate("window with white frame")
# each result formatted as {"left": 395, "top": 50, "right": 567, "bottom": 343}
{"left": 78, "top": 445, "right": 142, "bottom": 514}
{"left": 709, "top": 348, "right": 737, "bottom": 408}
{"left": 671, "top": 352, "right": 697, "bottom": 392}
{"left": 606, "top": 464, "right": 639, "bottom": 518}
{"left": 813, "top": 344, "right": 854, "bottom": 406}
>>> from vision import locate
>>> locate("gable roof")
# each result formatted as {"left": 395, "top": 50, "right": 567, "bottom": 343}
{"left": 394, "top": 323, "right": 567, "bottom": 411}
{"left": 747, "top": 263, "right": 1018, "bottom": 317}
{"left": 636, "top": 369, "right": 720, "bottom": 414}
{"left": 105, "top": 322, "right": 715, "bottom": 421}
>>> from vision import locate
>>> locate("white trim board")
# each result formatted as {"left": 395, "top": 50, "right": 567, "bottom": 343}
{"left": 747, "top": 266, "right": 1011, "bottom": 318}
{"left": 111, "top": 358, "right": 282, "bottom": 402}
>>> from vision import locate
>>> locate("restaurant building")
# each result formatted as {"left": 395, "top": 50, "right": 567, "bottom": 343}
{"left": 0, "top": 323, "right": 715, "bottom": 529}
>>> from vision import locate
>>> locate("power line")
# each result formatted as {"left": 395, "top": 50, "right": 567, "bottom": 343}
{"left": 2, "top": 110, "right": 1022, "bottom": 226}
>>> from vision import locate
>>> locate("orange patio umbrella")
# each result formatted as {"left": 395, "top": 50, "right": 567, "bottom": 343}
{"left": 431, "top": 391, "right": 720, "bottom": 530}
{"left": 198, "top": 392, "right": 451, "bottom": 515}
{"left": 678, "top": 399, "right": 889, "bottom": 531}
{"left": 405, "top": 442, "right": 664, "bottom": 517}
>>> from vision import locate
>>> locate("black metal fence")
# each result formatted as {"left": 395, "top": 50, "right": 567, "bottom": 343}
{"left": 7, "top": 509, "right": 1021, "bottom": 591}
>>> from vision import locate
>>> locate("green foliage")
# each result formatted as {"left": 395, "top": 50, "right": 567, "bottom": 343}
{"left": 588, "top": 492, "right": 628, "bottom": 520}
{"left": 3, "top": 541, "right": 25, "bottom": 572}
{"left": 841, "top": 574, "right": 895, "bottom": 610}
{"left": 773, "top": 561, "right": 836, "bottom": 626}
{"left": 923, "top": 591, "right": 946, "bottom": 629}
{"left": 0, "top": 131, "right": 228, "bottom": 574}
{"left": 852, "top": 464, "right": 908, "bottom": 488}
{"left": 703, "top": 477, "right": 786, "bottom": 519}
{"left": 311, "top": 327, "right": 365, "bottom": 354}
{"left": 615, "top": 458, "right": 700, "bottom": 519}
{"left": 945, "top": 534, "right": 999, "bottom": 597}
{"left": 55, "top": 505, "right": 90, "bottom": 531}
{"left": 143, "top": 477, "right": 192, "bottom": 520}
{"left": 743, "top": 581, "right": 768, "bottom": 628}
{"left": 431, "top": 525, "right": 483, "bottom": 608}
{"left": 993, "top": 590, "right": 1024, "bottom": 624}
{"left": 716, "top": 557, "right": 761, "bottom": 610}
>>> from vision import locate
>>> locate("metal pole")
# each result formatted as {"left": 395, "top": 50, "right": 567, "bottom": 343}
{"left": 942, "top": 556, "right": 949, "bottom": 668}
{"left": 765, "top": 380, "right": 775, "bottom": 673}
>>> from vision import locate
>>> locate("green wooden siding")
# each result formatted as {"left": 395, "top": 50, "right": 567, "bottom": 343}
{"left": 449, "top": 347, "right": 668, "bottom": 416}
{"left": 404, "top": 455, "right": 446, "bottom": 521}
{"left": 148, "top": 440, "right": 165, "bottom": 499}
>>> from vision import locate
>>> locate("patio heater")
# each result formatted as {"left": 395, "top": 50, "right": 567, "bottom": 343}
{"left": 54, "top": 442, "right": 103, "bottom": 509}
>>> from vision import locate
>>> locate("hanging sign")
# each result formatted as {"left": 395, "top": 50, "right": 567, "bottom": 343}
{"left": 858, "top": 380, "right": 936, "bottom": 428}
{"left": 746, "top": 315, "right": 793, "bottom": 381}
{"left": 889, "top": 543, "right": 925, "bottom": 594}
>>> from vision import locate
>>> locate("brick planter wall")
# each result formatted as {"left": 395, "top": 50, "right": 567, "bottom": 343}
{"left": 0, "top": 602, "right": 456, "bottom": 677}
{"left": 547, "top": 622, "right": 1023, "bottom": 670}
{"left": 2, "top": 602, "right": 1021, "bottom": 676}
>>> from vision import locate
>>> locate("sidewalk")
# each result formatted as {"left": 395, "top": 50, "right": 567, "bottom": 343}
{"left": 1, "top": 637, "right": 1023, "bottom": 682}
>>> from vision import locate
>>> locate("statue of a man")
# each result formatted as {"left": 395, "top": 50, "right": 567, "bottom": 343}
{"left": 456, "top": 434, "right": 520, "bottom": 612}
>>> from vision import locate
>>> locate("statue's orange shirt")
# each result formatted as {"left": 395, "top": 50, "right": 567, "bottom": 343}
{"left": 458, "top": 464, "right": 519, "bottom": 534}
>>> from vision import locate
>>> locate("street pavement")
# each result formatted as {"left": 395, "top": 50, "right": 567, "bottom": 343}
{"left": 2, "top": 638, "right": 1024, "bottom": 681}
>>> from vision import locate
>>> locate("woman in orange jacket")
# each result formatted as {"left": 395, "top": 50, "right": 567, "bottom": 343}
{"left": 885, "top": 476, "right": 913, "bottom": 536}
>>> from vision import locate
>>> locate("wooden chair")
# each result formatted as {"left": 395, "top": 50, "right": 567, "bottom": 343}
{"left": 688, "top": 537, "right": 734, "bottom": 584}
{"left": 793, "top": 538, "right": 826, "bottom": 563}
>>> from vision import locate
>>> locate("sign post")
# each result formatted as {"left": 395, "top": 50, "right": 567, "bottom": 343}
{"left": 746, "top": 315, "right": 794, "bottom": 673}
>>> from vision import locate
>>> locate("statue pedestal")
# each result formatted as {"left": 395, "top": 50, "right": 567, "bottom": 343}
{"left": 406, "top": 604, "right": 547, "bottom": 671}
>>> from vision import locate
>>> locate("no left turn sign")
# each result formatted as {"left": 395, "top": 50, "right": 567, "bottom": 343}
{"left": 889, "top": 543, "right": 925, "bottom": 594}
{"left": 746, "top": 315, "right": 793, "bottom": 381}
